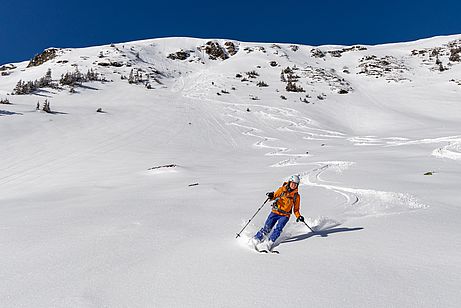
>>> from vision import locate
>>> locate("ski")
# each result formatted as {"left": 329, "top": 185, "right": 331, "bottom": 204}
{"left": 255, "top": 248, "right": 279, "bottom": 254}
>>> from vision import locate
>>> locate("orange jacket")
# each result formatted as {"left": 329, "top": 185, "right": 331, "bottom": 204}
{"left": 269, "top": 182, "right": 301, "bottom": 218}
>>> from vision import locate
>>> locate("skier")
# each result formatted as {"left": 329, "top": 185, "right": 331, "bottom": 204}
{"left": 251, "top": 175, "right": 304, "bottom": 251}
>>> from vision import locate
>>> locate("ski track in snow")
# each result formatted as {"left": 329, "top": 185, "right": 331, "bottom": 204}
{"left": 300, "top": 162, "right": 427, "bottom": 218}
{"left": 432, "top": 139, "right": 461, "bottom": 161}
{"left": 180, "top": 73, "right": 428, "bottom": 225}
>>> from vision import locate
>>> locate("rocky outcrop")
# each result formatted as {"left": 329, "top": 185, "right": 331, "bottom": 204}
{"left": 410, "top": 39, "right": 461, "bottom": 71}
{"left": 327, "top": 45, "right": 367, "bottom": 58}
{"left": 311, "top": 48, "right": 326, "bottom": 58}
{"left": 224, "top": 41, "right": 238, "bottom": 56}
{"left": 201, "top": 41, "right": 229, "bottom": 60}
{"left": 27, "top": 48, "right": 58, "bottom": 67}
{"left": 167, "top": 49, "right": 191, "bottom": 60}
{"left": 358, "top": 55, "right": 409, "bottom": 81}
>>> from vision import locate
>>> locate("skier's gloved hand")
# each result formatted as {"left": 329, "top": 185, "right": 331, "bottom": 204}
{"left": 266, "top": 192, "right": 274, "bottom": 199}
{"left": 297, "top": 216, "right": 305, "bottom": 222}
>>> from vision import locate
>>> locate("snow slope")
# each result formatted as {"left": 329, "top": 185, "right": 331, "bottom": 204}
{"left": 1, "top": 35, "right": 461, "bottom": 307}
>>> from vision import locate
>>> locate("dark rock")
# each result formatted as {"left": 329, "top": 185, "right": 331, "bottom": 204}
{"left": 167, "top": 49, "right": 191, "bottom": 60}
{"left": 27, "top": 48, "right": 58, "bottom": 67}
{"left": 0, "top": 64, "right": 16, "bottom": 71}
{"left": 311, "top": 48, "right": 326, "bottom": 58}
{"left": 224, "top": 41, "right": 238, "bottom": 56}
{"left": 0, "top": 98, "right": 11, "bottom": 104}
{"left": 202, "top": 41, "right": 229, "bottom": 60}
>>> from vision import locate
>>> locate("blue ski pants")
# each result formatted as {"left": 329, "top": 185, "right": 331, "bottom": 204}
{"left": 255, "top": 212, "right": 289, "bottom": 242}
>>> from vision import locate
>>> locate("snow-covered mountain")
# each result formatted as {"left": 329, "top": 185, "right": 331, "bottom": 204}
{"left": 1, "top": 35, "right": 461, "bottom": 307}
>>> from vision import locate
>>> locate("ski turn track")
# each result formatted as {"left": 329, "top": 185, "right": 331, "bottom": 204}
{"left": 181, "top": 71, "right": 428, "bottom": 222}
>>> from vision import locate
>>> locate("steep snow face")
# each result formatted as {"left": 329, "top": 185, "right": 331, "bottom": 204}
{"left": 1, "top": 36, "right": 461, "bottom": 307}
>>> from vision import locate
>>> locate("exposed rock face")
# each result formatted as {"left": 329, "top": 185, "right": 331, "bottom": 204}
{"left": 299, "top": 66, "right": 353, "bottom": 93}
{"left": 201, "top": 41, "right": 229, "bottom": 60}
{"left": 243, "top": 46, "right": 266, "bottom": 54}
{"left": 410, "top": 39, "right": 461, "bottom": 71}
{"left": 358, "top": 55, "right": 409, "bottom": 81}
{"left": 0, "top": 64, "right": 16, "bottom": 71}
{"left": 328, "top": 45, "right": 367, "bottom": 58}
{"left": 224, "top": 41, "right": 238, "bottom": 56}
{"left": 97, "top": 61, "right": 124, "bottom": 67}
{"left": 27, "top": 48, "right": 58, "bottom": 67}
{"left": 167, "top": 50, "right": 191, "bottom": 60}
{"left": 311, "top": 48, "right": 326, "bottom": 58}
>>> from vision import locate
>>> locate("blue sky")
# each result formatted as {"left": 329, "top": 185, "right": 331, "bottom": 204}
{"left": 1, "top": 0, "right": 461, "bottom": 65}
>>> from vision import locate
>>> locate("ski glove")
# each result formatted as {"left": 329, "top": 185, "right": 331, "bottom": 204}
{"left": 266, "top": 192, "right": 274, "bottom": 199}
{"left": 297, "top": 216, "right": 305, "bottom": 222}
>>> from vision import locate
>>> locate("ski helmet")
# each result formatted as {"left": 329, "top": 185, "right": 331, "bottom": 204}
{"left": 289, "top": 174, "right": 300, "bottom": 184}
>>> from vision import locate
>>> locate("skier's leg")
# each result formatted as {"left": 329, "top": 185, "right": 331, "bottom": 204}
{"left": 269, "top": 215, "right": 289, "bottom": 242}
{"left": 255, "top": 212, "right": 278, "bottom": 240}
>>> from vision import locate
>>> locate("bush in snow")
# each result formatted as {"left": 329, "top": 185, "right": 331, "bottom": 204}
{"left": 449, "top": 47, "right": 461, "bottom": 62}
{"left": 256, "top": 81, "right": 268, "bottom": 87}
{"left": 60, "top": 68, "right": 103, "bottom": 87}
{"left": 246, "top": 70, "right": 259, "bottom": 78}
{"left": 128, "top": 69, "right": 143, "bottom": 84}
{"left": 286, "top": 81, "right": 304, "bottom": 92}
{"left": 0, "top": 97, "right": 11, "bottom": 104}
{"left": 13, "top": 80, "right": 37, "bottom": 95}
{"left": 60, "top": 67, "right": 86, "bottom": 86}
{"left": 13, "top": 69, "right": 57, "bottom": 95}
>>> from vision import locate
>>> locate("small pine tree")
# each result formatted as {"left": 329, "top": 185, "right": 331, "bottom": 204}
{"left": 128, "top": 69, "right": 135, "bottom": 84}
{"left": 13, "top": 80, "right": 25, "bottom": 95}
{"left": 42, "top": 99, "right": 51, "bottom": 113}
{"left": 280, "top": 72, "right": 286, "bottom": 82}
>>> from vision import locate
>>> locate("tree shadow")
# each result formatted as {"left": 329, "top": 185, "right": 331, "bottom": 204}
{"left": 0, "top": 110, "right": 23, "bottom": 116}
{"left": 47, "top": 111, "right": 68, "bottom": 115}
{"left": 281, "top": 226, "right": 364, "bottom": 244}
{"left": 34, "top": 89, "right": 54, "bottom": 97}
{"left": 79, "top": 84, "right": 99, "bottom": 90}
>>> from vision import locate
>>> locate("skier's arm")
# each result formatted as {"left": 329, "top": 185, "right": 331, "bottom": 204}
{"left": 272, "top": 186, "right": 284, "bottom": 200}
{"left": 293, "top": 194, "right": 301, "bottom": 219}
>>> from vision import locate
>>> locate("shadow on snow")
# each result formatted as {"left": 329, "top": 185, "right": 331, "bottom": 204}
{"left": 0, "top": 110, "right": 23, "bottom": 116}
{"left": 282, "top": 226, "right": 364, "bottom": 243}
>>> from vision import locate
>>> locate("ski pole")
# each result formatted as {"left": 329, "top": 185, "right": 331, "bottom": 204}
{"left": 303, "top": 221, "right": 315, "bottom": 233}
{"left": 236, "top": 197, "right": 270, "bottom": 238}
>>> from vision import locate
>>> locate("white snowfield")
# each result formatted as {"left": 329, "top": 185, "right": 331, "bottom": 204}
{"left": 1, "top": 35, "right": 461, "bottom": 307}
